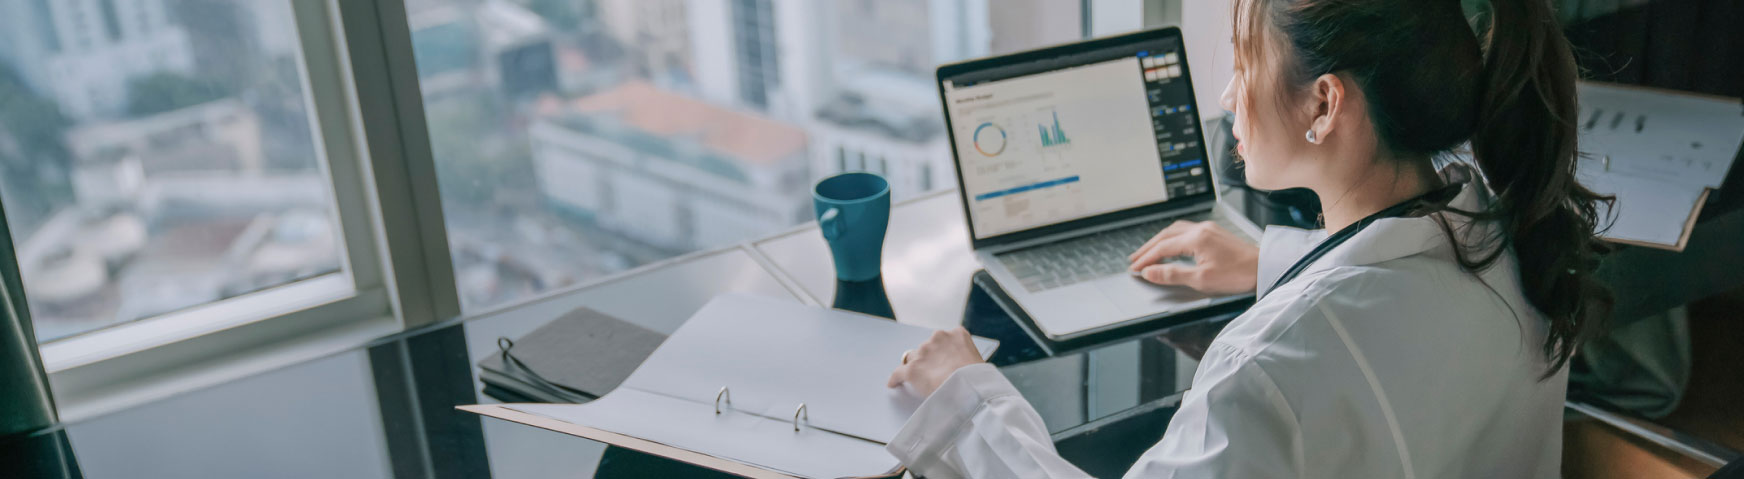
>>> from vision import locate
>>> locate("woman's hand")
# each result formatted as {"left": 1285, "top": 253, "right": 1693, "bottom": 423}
{"left": 887, "top": 327, "right": 983, "bottom": 398}
{"left": 1127, "top": 220, "right": 1259, "bottom": 295}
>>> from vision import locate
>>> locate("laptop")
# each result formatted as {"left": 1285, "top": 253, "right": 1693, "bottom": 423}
{"left": 936, "top": 27, "right": 1255, "bottom": 341}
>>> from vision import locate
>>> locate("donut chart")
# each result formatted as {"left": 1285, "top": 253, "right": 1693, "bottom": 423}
{"left": 972, "top": 122, "right": 1007, "bottom": 157}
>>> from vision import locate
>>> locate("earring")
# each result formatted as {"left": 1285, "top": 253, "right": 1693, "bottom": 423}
{"left": 1305, "top": 129, "right": 1318, "bottom": 144}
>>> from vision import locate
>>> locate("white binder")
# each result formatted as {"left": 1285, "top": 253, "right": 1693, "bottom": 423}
{"left": 461, "top": 293, "right": 998, "bottom": 478}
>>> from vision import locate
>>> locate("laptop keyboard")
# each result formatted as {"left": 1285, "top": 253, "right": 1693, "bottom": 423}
{"left": 997, "top": 218, "right": 1187, "bottom": 293}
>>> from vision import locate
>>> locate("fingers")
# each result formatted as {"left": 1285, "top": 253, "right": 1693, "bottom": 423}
{"left": 1129, "top": 220, "right": 1199, "bottom": 262}
{"left": 1128, "top": 221, "right": 1189, "bottom": 261}
{"left": 891, "top": 328, "right": 975, "bottom": 390}
{"left": 1142, "top": 263, "right": 1203, "bottom": 288}
{"left": 891, "top": 331, "right": 947, "bottom": 388}
{"left": 1130, "top": 233, "right": 1193, "bottom": 272}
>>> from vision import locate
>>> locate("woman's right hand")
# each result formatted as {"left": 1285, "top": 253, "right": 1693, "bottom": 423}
{"left": 887, "top": 327, "right": 984, "bottom": 398}
{"left": 1127, "top": 220, "right": 1259, "bottom": 295}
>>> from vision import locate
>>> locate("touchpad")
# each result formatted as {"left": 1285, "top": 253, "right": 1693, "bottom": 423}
{"left": 1094, "top": 274, "right": 1214, "bottom": 317}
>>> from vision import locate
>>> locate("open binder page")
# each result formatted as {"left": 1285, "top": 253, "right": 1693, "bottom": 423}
{"left": 507, "top": 391, "right": 899, "bottom": 479}
{"left": 463, "top": 294, "right": 999, "bottom": 477}
{"left": 618, "top": 294, "right": 998, "bottom": 444}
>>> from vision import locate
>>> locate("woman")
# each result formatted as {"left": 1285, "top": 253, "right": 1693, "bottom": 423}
{"left": 885, "top": 0, "right": 1612, "bottom": 476}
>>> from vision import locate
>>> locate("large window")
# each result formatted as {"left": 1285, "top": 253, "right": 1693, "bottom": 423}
{"left": 0, "top": 0, "right": 1112, "bottom": 412}
{"left": 407, "top": 0, "right": 1087, "bottom": 312}
{"left": 0, "top": 0, "right": 351, "bottom": 344}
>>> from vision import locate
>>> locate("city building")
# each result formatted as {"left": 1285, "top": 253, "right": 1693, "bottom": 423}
{"left": 811, "top": 0, "right": 988, "bottom": 200}
{"left": 65, "top": 98, "right": 266, "bottom": 180}
{"left": 409, "top": 0, "right": 561, "bottom": 100}
{"left": 529, "top": 81, "right": 811, "bottom": 254}
{"left": 810, "top": 68, "right": 954, "bottom": 201}
{"left": 8, "top": 0, "right": 199, "bottom": 120}
{"left": 684, "top": 0, "right": 993, "bottom": 202}
{"left": 686, "top": 0, "right": 833, "bottom": 121}
{"left": 0, "top": 0, "right": 62, "bottom": 94}
{"left": 20, "top": 97, "right": 338, "bottom": 338}
{"left": 594, "top": 0, "right": 694, "bottom": 88}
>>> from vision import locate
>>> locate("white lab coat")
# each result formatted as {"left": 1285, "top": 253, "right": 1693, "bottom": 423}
{"left": 887, "top": 167, "right": 1568, "bottom": 478}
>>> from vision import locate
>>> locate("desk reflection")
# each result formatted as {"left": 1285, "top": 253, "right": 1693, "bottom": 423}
{"left": 833, "top": 276, "right": 895, "bottom": 319}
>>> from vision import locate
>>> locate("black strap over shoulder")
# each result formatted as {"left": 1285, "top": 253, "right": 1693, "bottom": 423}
{"left": 1267, "top": 183, "right": 1464, "bottom": 293}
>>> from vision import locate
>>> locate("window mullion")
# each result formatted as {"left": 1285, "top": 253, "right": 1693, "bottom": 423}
{"left": 331, "top": 0, "right": 463, "bottom": 328}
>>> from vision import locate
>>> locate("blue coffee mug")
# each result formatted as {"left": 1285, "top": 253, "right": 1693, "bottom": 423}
{"left": 813, "top": 172, "right": 890, "bottom": 282}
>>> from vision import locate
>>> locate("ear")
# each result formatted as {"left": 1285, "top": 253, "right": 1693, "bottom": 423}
{"left": 1307, "top": 73, "right": 1345, "bottom": 143}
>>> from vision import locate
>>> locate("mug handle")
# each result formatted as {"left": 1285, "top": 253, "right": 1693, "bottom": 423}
{"left": 819, "top": 207, "right": 845, "bottom": 240}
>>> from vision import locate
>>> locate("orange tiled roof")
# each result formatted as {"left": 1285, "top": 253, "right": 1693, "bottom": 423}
{"left": 568, "top": 81, "right": 806, "bottom": 165}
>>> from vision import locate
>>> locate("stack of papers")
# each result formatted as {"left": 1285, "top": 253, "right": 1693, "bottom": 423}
{"left": 1575, "top": 82, "right": 1744, "bottom": 250}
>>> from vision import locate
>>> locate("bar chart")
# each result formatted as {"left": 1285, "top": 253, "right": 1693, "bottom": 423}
{"left": 1038, "top": 110, "right": 1071, "bottom": 147}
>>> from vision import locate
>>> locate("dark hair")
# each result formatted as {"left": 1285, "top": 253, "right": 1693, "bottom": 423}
{"left": 1234, "top": 0, "right": 1613, "bottom": 375}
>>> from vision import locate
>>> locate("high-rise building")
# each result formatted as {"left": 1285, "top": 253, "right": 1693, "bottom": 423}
{"left": 32, "top": 0, "right": 197, "bottom": 119}
{"left": 686, "top": 0, "right": 1007, "bottom": 201}
{"left": 687, "top": 0, "right": 833, "bottom": 122}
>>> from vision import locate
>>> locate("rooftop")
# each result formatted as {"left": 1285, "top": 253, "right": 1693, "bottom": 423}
{"left": 815, "top": 65, "right": 945, "bottom": 143}
{"left": 546, "top": 81, "right": 808, "bottom": 166}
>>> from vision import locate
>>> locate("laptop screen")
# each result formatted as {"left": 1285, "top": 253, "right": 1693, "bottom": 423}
{"left": 941, "top": 33, "right": 1212, "bottom": 240}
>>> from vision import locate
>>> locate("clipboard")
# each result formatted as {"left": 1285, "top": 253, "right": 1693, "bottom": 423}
{"left": 1575, "top": 81, "right": 1744, "bottom": 251}
{"left": 459, "top": 293, "right": 998, "bottom": 479}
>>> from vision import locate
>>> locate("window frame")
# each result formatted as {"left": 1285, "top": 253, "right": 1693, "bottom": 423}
{"left": 31, "top": 0, "right": 460, "bottom": 421}
{"left": 1, "top": 198, "right": 57, "bottom": 431}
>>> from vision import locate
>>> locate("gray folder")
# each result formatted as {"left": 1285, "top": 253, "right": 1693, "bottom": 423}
{"left": 477, "top": 307, "right": 666, "bottom": 401}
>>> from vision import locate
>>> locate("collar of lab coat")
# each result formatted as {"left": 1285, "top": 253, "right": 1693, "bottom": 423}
{"left": 1255, "top": 163, "right": 1496, "bottom": 299}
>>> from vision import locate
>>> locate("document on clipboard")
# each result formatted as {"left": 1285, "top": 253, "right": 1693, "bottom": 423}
{"left": 460, "top": 293, "right": 999, "bottom": 479}
{"left": 1575, "top": 82, "right": 1744, "bottom": 251}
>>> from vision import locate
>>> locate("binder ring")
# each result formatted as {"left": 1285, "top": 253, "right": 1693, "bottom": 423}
{"left": 715, "top": 387, "right": 731, "bottom": 414}
{"left": 793, "top": 403, "right": 808, "bottom": 431}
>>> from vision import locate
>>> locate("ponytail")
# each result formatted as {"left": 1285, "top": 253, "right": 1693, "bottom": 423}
{"left": 1469, "top": 0, "right": 1612, "bottom": 374}
{"left": 1234, "top": 0, "right": 1612, "bottom": 375}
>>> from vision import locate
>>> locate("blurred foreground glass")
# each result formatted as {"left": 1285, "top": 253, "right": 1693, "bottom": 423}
{"left": 0, "top": 0, "right": 344, "bottom": 343}
{"left": 406, "top": 0, "right": 1085, "bottom": 312}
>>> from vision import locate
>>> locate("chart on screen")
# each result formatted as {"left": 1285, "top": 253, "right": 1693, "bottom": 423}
{"left": 948, "top": 56, "right": 1167, "bottom": 238}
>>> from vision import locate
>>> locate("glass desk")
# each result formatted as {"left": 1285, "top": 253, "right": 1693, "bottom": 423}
{"left": 6, "top": 191, "right": 1232, "bottom": 478}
